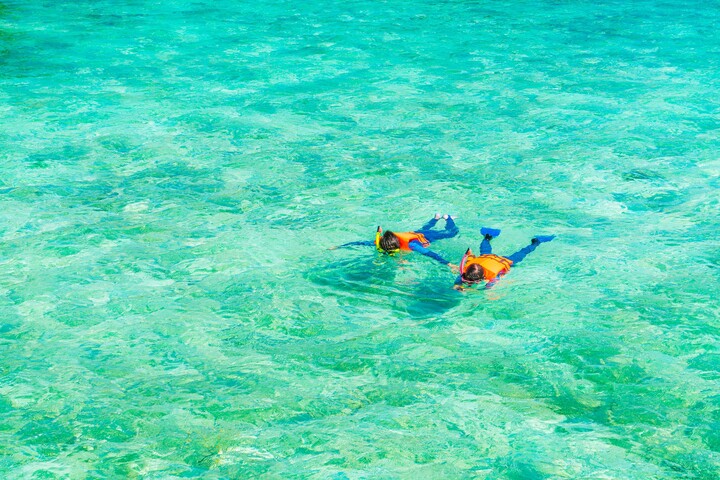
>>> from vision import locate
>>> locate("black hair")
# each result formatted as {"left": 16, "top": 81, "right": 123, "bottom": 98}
{"left": 379, "top": 230, "right": 400, "bottom": 252}
{"left": 461, "top": 263, "right": 485, "bottom": 283}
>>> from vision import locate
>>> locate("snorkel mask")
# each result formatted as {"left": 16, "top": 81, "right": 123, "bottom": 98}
{"left": 375, "top": 226, "right": 400, "bottom": 256}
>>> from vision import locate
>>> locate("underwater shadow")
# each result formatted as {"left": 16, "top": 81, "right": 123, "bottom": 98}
{"left": 305, "top": 254, "right": 461, "bottom": 321}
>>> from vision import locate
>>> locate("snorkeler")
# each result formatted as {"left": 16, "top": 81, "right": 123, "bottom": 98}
{"left": 333, "top": 214, "right": 459, "bottom": 269}
{"left": 454, "top": 227, "right": 554, "bottom": 290}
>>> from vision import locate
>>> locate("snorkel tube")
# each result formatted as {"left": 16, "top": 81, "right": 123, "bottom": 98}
{"left": 375, "top": 226, "right": 383, "bottom": 252}
{"left": 459, "top": 248, "right": 471, "bottom": 275}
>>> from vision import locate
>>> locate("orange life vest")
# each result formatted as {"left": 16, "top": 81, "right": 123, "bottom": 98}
{"left": 463, "top": 254, "right": 513, "bottom": 280}
{"left": 394, "top": 231, "right": 430, "bottom": 251}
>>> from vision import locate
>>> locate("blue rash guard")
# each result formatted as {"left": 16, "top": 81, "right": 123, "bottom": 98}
{"left": 339, "top": 216, "right": 459, "bottom": 266}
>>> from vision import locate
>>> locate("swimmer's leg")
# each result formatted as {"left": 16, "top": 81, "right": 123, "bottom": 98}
{"left": 479, "top": 226, "right": 501, "bottom": 254}
{"left": 505, "top": 242, "right": 536, "bottom": 265}
{"left": 506, "top": 236, "right": 553, "bottom": 265}
{"left": 443, "top": 215, "right": 459, "bottom": 234}
{"left": 480, "top": 234, "right": 493, "bottom": 255}
{"left": 417, "top": 215, "right": 458, "bottom": 242}
{"left": 417, "top": 214, "right": 441, "bottom": 232}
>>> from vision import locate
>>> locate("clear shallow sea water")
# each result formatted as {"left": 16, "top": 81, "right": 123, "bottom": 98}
{"left": 1, "top": 0, "right": 719, "bottom": 477}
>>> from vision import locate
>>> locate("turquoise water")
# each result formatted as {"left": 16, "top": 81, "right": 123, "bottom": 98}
{"left": 1, "top": 0, "right": 719, "bottom": 477}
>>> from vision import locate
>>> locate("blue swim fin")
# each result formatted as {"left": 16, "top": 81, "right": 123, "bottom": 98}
{"left": 480, "top": 227, "right": 501, "bottom": 238}
{"left": 533, "top": 235, "right": 555, "bottom": 244}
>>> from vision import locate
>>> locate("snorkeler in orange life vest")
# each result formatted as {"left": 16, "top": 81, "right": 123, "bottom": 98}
{"left": 454, "top": 227, "right": 555, "bottom": 290}
{"left": 334, "top": 214, "right": 459, "bottom": 270}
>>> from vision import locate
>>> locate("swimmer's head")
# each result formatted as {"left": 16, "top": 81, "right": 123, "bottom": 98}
{"left": 378, "top": 230, "right": 401, "bottom": 254}
{"left": 461, "top": 263, "right": 484, "bottom": 284}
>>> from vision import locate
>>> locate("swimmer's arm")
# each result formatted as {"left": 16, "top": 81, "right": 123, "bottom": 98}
{"left": 454, "top": 285, "right": 484, "bottom": 293}
{"left": 484, "top": 272, "right": 506, "bottom": 289}
{"left": 409, "top": 241, "right": 452, "bottom": 266}
{"left": 454, "top": 275, "right": 501, "bottom": 292}
{"left": 329, "top": 240, "right": 374, "bottom": 250}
